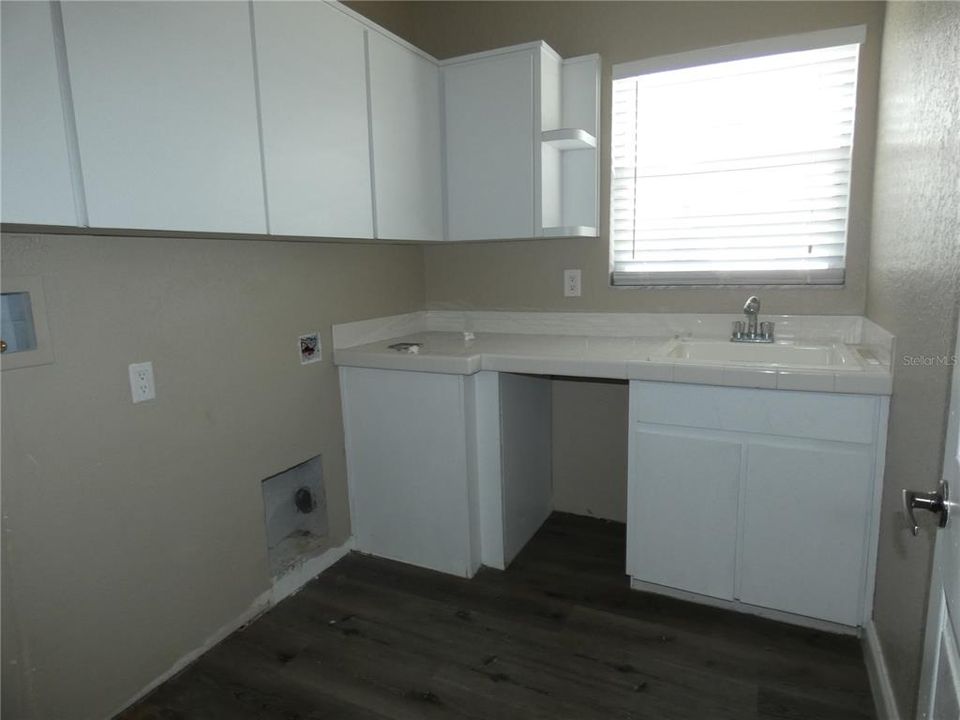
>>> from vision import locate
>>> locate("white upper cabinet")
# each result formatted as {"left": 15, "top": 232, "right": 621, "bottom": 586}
{"left": 366, "top": 32, "right": 444, "bottom": 241}
{"left": 1, "top": 1, "right": 79, "bottom": 226}
{"left": 443, "top": 43, "right": 600, "bottom": 241}
{"left": 60, "top": 1, "right": 266, "bottom": 234}
{"left": 253, "top": 1, "right": 373, "bottom": 238}
{"left": 444, "top": 49, "right": 537, "bottom": 241}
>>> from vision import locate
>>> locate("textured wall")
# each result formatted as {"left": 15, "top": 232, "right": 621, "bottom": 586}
{"left": 0, "top": 233, "right": 424, "bottom": 719}
{"left": 865, "top": 3, "right": 960, "bottom": 717}
{"left": 350, "top": 1, "right": 885, "bottom": 315}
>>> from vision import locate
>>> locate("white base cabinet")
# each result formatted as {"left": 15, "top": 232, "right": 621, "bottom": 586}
{"left": 340, "top": 368, "right": 552, "bottom": 577}
{"left": 340, "top": 367, "right": 478, "bottom": 576}
{"left": 628, "top": 381, "right": 886, "bottom": 629}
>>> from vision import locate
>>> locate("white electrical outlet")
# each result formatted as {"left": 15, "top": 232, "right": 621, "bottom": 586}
{"left": 128, "top": 361, "right": 156, "bottom": 403}
{"left": 564, "top": 269, "right": 582, "bottom": 297}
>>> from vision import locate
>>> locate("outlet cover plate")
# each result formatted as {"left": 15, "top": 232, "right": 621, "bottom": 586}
{"left": 128, "top": 361, "right": 155, "bottom": 403}
{"left": 299, "top": 332, "right": 321, "bottom": 365}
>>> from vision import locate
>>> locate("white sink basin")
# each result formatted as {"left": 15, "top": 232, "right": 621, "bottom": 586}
{"left": 664, "top": 339, "right": 860, "bottom": 369}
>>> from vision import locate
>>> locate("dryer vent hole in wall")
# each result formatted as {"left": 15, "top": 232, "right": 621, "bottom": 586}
{"left": 261, "top": 454, "right": 328, "bottom": 577}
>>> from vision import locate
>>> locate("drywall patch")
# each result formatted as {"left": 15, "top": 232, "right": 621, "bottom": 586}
{"left": 261, "top": 454, "right": 328, "bottom": 576}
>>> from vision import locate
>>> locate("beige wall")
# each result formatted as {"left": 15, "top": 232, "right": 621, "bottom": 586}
{"left": 865, "top": 3, "right": 960, "bottom": 716}
{"left": 350, "top": 1, "right": 885, "bottom": 315}
{"left": 552, "top": 379, "right": 628, "bottom": 522}
{"left": 0, "top": 232, "right": 424, "bottom": 719}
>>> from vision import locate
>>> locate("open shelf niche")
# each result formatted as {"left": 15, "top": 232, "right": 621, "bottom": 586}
{"left": 540, "top": 50, "right": 600, "bottom": 238}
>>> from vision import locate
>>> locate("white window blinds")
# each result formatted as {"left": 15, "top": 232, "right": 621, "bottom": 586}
{"left": 611, "top": 28, "right": 864, "bottom": 286}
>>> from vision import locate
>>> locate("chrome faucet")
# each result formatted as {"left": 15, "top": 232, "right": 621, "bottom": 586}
{"left": 731, "top": 296, "right": 774, "bottom": 343}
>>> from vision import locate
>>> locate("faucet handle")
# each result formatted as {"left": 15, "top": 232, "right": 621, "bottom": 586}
{"left": 760, "top": 321, "right": 775, "bottom": 341}
{"left": 732, "top": 321, "right": 744, "bottom": 340}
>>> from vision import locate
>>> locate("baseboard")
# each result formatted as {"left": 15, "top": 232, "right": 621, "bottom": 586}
{"left": 270, "top": 536, "right": 355, "bottom": 604}
{"left": 863, "top": 619, "right": 903, "bottom": 720}
{"left": 628, "top": 577, "right": 859, "bottom": 636}
{"left": 107, "top": 537, "right": 354, "bottom": 719}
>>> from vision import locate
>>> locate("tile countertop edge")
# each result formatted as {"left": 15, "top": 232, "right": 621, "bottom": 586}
{"left": 332, "top": 313, "right": 894, "bottom": 396}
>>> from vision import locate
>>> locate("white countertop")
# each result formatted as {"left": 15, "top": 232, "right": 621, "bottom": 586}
{"left": 332, "top": 312, "right": 894, "bottom": 395}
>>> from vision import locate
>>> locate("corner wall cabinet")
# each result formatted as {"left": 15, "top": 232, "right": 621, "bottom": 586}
{"left": 443, "top": 43, "right": 600, "bottom": 240}
{"left": 1, "top": 1, "right": 600, "bottom": 243}
{"left": 366, "top": 31, "right": 445, "bottom": 241}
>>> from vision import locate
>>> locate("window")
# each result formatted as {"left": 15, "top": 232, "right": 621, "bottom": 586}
{"left": 611, "top": 27, "right": 865, "bottom": 286}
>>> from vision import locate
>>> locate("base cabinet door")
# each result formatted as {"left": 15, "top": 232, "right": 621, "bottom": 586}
{"left": 340, "top": 367, "right": 475, "bottom": 577}
{"left": 628, "top": 426, "right": 741, "bottom": 601}
{"left": 738, "top": 439, "right": 873, "bottom": 626}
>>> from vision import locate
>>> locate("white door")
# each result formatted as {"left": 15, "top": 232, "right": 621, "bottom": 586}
{"left": 61, "top": 1, "right": 266, "bottom": 233}
{"left": 444, "top": 50, "right": 536, "bottom": 240}
{"left": 367, "top": 32, "right": 444, "bottom": 241}
{"left": 252, "top": 0, "right": 373, "bottom": 238}
{"left": 1, "top": 1, "right": 79, "bottom": 226}
{"left": 915, "top": 314, "right": 960, "bottom": 719}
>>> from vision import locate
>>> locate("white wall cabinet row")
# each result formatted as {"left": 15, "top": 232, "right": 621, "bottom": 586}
{"left": 1, "top": 1, "right": 598, "bottom": 243}
{"left": 627, "top": 381, "right": 887, "bottom": 630}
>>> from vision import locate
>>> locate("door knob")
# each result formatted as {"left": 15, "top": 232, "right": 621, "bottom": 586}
{"left": 902, "top": 480, "right": 949, "bottom": 536}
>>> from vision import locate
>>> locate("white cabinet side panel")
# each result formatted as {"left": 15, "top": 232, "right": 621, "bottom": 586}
{"left": 629, "top": 426, "right": 741, "bottom": 600}
{"left": 367, "top": 32, "right": 443, "bottom": 241}
{"left": 444, "top": 51, "right": 536, "bottom": 240}
{"left": 738, "top": 438, "right": 873, "bottom": 626}
{"left": 472, "top": 371, "right": 505, "bottom": 569}
{"left": 61, "top": 1, "right": 266, "bottom": 233}
{"left": 499, "top": 373, "right": 552, "bottom": 565}
{"left": 1, "top": 1, "right": 78, "bottom": 225}
{"left": 253, "top": 1, "right": 372, "bottom": 238}
{"left": 341, "top": 368, "right": 473, "bottom": 577}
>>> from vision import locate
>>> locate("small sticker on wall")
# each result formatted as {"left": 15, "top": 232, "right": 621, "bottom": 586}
{"left": 299, "top": 332, "right": 321, "bottom": 365}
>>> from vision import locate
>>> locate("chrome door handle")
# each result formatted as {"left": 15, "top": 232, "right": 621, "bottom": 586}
{"left": 902, "top": 480, "right": 949, "bottom": 536}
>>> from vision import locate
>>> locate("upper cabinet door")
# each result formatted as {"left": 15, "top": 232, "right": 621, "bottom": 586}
{"left": 444, "top": 50, "right": 536, "bottom": 241}
{"left": 253, "top": 2, "right": 373, "bottom": 239}
{"left": 1, "top": 1, "right": 79, "bottom": 226}
{"left": 61, "top": 1, "right": 266, "bottom": 234}
{"left": 367, "top": 33, "right": 443, "bottom": 241}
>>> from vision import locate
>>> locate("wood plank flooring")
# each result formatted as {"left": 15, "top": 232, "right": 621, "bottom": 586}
{"left": 119, "top": 513, "right": 876, "bottom": 719}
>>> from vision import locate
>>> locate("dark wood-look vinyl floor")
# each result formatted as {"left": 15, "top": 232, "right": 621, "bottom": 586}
{"left": 120, "top": 513, "right": 876, "bottom": 720}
